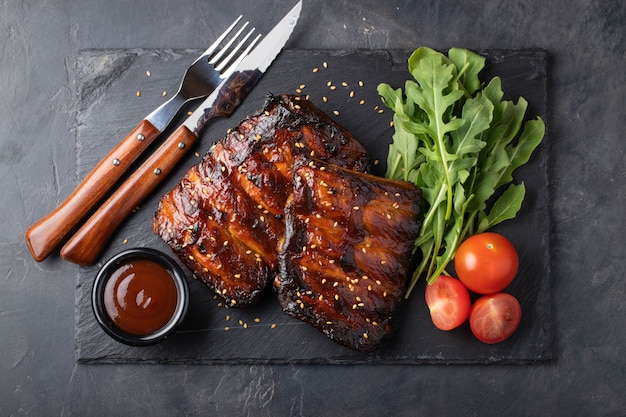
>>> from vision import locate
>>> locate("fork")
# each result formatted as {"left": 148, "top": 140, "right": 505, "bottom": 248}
{"left": 25, "top": 17, "right": 260, "bottom": 262}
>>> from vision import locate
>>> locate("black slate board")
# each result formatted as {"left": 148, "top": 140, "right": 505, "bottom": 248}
{"left": 74, "top": 48, "right": 551, "bottom": 364}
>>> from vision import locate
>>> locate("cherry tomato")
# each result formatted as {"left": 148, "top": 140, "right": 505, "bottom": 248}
{"left": 469, "top": 293, "right": 521, "bottom": 344}
{"left": 425, "top": 275, "right": 471, "bottom": 331}
{"left": 454, "top": 232, "right": 519, "bottom": 294}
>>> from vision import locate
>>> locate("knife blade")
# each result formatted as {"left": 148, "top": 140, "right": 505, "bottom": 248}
{"left": 60, "top": 1, "right": 302, "bottom": 265}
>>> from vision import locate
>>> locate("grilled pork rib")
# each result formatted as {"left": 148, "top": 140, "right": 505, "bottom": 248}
{"left": 153, "top": 94, "right": 370, "bottom": 306}
{"left": 276, "top": 158, "right": 421, "bottom": 351}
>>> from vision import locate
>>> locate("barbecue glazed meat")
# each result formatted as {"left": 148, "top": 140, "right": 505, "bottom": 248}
{"left": 276, "top": 158, "right": 421, "bottom": 351}
{"left": 153, "top": 94, "right": 370, "bottom": 306}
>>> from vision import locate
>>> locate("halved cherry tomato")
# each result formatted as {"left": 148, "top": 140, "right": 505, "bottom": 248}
{"left": 425, "top": 275, "right": 471, "bottom": 331}
{"left": 454, "top": 232, "right": 519, "bottom": 294}
{"left": 469, "top": 293, "right": 521, "bottom": 344}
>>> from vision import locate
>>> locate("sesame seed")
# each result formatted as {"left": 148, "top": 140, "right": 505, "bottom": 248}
{"left": 352, "top": 304, "right": 357, "bottom": 309}
{"left": 123, "top": 238, "right": 128, "bottom": 244}
{"left": 381, "top": 260, "right": 387, "bottom": 265}
{"left": 353, "top": 206, "right": 360, "bottom": 210}
{"left": 326, "top": 81, "right": 332, "bottom": 87}
{"left": 226, "top": 315, "right": 231, "bottom": 321}
{"left": 136, "top": 90, "right": 141, "bottom": 97}
{"left": 162, "top": 90, "right": 167, "bottom": 96}
{"left": 300, "top": 84, "right": 306, "bottom": 89}
{"left": 313, "top": 67, "right": 319, "bottom": 72}
{"left": 322, "top": 96, "right": 328, "bottom": 102}
{"left": 146, "top": 70, "right": 151, "bottom": 77}
{"left": 254, "top": 317, "right": 261, "bottom": 323}
{"left": 349, "top": 90, "right": 355, "bottom": 97}
{"left": 224, "top": 326, "right": 231, "bottom": 331}
{"left": 321, "top": 278, "right": 327, "bottom": 284}
{"left": 359, "top": 99, "right": 365, "bottom": 105}
{"left": 378, "top": 109, "right": 384, "bottom": 114}
{"left": 326, "top": 321, "right": 333, "bottom": 325}
{"left": 333, "top": 110, "right": 340, "bottom": 116}
{"left": 342, "top": 82, "right": 348, "bottom": 87}
{"left": 296, "top": 88, "right": 302, "bottom": 93}
{"left": 271, "top": 323, "right": 277, "bottom": 329}
{"left": 359, "top": 80, "right": 364, "bottom": 87}
{"left": 376, "top": 280, "right": 382, "bottom": 285}
{"left": 223, "top": 240, "right": 229, "bottom": 246}
{"left": 334, "top": 294, "right": 339, "bottom": 300}
{"left": 330, "top": 85, "right": 336, "bottom": 90}
{"left": 217, "top": 264, "right": 222, "bottom": 270}
{"left": 333, "top": 281, "right": 339, "bottom": 287}
{"left": 363, "top": 333, "right": 369, "bottom": 339}
{"left": 323, "top": 61, "right": 328, "bottom": 68}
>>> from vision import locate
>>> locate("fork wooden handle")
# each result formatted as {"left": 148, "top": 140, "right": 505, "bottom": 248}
{"left": 60, "top": 125, "right": 197, "bottom": 265}
{"left": 24, "top": 120, "right": 161, "bottom": 262}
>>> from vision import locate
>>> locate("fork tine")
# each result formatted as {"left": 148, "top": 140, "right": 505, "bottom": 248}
{"left": 214, "top": 27, "right": 258, "bottom": 72}
{"left": 209, "top": 21, "right": 250, "bottom": 65}
{"left": 217, "top": 32, "right": 262, "bottom": 76}
{"left": 199, "top": 15, "right": 243, "bottom": 61}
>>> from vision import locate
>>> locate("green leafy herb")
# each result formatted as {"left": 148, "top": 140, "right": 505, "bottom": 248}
{"left": 377, "top": 47, "right": 545, "bottom": 297}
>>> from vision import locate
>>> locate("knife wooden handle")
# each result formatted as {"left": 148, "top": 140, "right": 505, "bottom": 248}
{"left": 25, "top": 119, "right": 161, "bottom": 261}
{"left": 60, "top": 125, "right": 197, "bottom": 265}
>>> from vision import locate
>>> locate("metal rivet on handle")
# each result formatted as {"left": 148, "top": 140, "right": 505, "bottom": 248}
{"left": 137, "top": 133, "right": 145, "bottom": 141}
{"left": 178, "top": 142, "right": 185, "bottom": 149}
{"left": 154, "top": 168, "right": 162, "bottom": 175}
{"left": 112, "top": 158, "right": 121, "bottom": 166}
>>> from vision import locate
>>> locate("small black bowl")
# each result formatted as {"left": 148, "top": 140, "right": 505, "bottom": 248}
{"left": 92, "top": 248, "right": 189, "bottom": 346}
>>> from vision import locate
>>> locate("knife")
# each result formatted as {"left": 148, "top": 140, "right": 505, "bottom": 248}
{"left": 60, "top": 1, "right": 302, "bottom": 265}
{"left": 24, "top": 16, "right": 258, "bottom": 262}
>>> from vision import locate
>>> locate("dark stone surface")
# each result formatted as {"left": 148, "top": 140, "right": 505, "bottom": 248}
{"left": 74, "top": 48, "right": 551, "bottom": 365}
{"left": 2, "top": 0, "right": 625, "bottom": 416}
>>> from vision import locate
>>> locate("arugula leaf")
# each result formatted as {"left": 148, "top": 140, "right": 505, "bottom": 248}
{"left": 377, "top": 47, "right": 545, "bottom": 295}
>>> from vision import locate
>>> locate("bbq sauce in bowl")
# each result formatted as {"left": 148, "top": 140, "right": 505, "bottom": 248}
{"left": 92, "top": 248, "right": 188, "bottom": 346}
{"left": 103, "top": 258, "right": 178, "bottom": 335}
